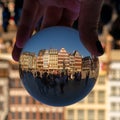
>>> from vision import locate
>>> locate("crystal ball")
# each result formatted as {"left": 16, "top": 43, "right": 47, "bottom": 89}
{"left": 19, "top": 26, "right": 99, "bottom": 106}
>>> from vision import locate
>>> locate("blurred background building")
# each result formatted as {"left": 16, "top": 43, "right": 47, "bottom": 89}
{"left": 0, "top": 0, "right": 120, "bottom": 120}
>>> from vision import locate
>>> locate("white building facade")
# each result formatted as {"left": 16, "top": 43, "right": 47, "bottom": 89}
{"left": 108, "top": 50, "right": 120, "bottom": 120}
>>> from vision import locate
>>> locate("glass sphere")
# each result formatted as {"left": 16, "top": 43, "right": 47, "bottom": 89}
{"left": 19, "top": 26, "right": 99, "bottom": 106}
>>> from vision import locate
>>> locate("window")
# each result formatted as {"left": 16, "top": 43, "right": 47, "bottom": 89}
{"left": 0, "top": 69, "right": 8, "bottom": 77}
{"left": 40, "top": 112, "right": 43, "bottom": 120}
{"left": 58, "top": 113, "right": 62, "bottom": 120}
{"left": 32, "top": 112, "right": 36, "bottom": 119}
{"left": 52, "top": 112, "right": 56, "bottom": 120}
{"left": 10, "top": 96, "right": 15, "bottom": 104}
{"left": 111, "top": 102, "right": 117, "bottom": 111}
{"left": 26, "top": 96, "right": 30, "bottom": 104}
{"left": 18, "top": 79, "right": 22, "bottom": 88}
{"left": 98, "top": 110, "right": 105, "bottom": 120}
{"left": 0, "top": 86, "right": 3, "bottom": 94}
{"left": 18, "top": 112, "right": 22, "bottom": 119}
{"left": 18, "top": 96, "right": 22, "bottom": 104}
{"left": 109, "top": 69, "right": 116, "bottom": 80}
{"left": 67, "top": 110, "right": 74, "bottom": 120}
{"left": 116, "top": 70, "right": 120, "bottom": 80}
{"left": 111, "top": 117, "right": 117, "bottom": 120}
{"left": 88, "top": 110, "right": 95, "bottom": 120}
{"left": 88, "top": 91, "right": 95, "bottom": 103}
{"left": 78, "top": 110, "right": 84, "bottom": 120}
{"left": 110, "top": 69, "right": 120, "bottom": 80}
{"left": 9, "top": 79, "right": 16, "bottom": 88}
{"left": 98, "top": 91, "right": 105, "bottom": 103}
{"left": 32, "top": 99, "right": 36, "bottom": 104}
{"left": 0, "top": 101, "right": 4, "bottom": 110}
{"left": 119, "top": 103, "right": 120, "bottom": 111}
{"left": 98, "top": 76, "right": 105, "bottom": 84}
{"left": 111, "top": 87, "right": 117, "bottom": 96}
{"left": 46, "top": 112, "right": 49, "bottom": 120}
{"left": 26, "top": 112, "right": 30, "bottom": 119}
{"left": 11, "top": 112, "right": 15, "bottom": 119}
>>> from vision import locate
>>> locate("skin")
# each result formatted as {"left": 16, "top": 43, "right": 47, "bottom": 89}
{"left": 12, "top": 0, "right": 104, "bottom": 61}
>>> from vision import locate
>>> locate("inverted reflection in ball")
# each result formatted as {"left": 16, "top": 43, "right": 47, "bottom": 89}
{"left": 19, "top": 26, "right": 99, "bottom": 106}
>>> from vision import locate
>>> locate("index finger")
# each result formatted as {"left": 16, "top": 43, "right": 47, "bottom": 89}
{"left": 12, "top": 0, "right": 44, "bottom": 61}
{"left": 15, "top": 0, "right": 44, "bottom": 48}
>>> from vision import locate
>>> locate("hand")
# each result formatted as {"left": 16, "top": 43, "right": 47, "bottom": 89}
{"left": 12, "top": 0, "right": 104, "bottom": 61}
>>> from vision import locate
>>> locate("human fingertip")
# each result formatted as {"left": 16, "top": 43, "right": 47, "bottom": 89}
{"left": 96, "top": 40, "right": 104, "bottom": 56}
{"left": 12, "top": 44, "right": 22, "bottom": 62}
{"left": 16, "top": 39, "right": 25, "bottom": 48}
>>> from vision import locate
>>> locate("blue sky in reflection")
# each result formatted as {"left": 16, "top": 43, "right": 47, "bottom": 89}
{"left": 22, "top": 26, "right": 91, "bottom": 57}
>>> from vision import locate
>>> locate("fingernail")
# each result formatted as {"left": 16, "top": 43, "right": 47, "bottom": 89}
{"left": 96, "top": 40, "right": 104, "bottom": 55}
{"left": 12, "top": 43, "right": 22, "bottom": 62}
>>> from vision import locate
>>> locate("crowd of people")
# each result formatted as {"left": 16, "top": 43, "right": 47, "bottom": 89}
{"left": 20, "top": 68, "right": 91, "bottom": 95}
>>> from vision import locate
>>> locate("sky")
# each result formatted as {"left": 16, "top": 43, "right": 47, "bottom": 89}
{"left": 22, "top": 26, "right": 91, "bottom": 57}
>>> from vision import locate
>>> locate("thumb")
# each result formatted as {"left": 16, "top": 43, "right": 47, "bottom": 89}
{"left": 78, "top": 0, "right": 104, "bottom": 56}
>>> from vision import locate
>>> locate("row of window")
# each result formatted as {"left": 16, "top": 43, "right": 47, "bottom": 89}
{"left": 0, "top": 69, "right": 8, "bottom": 77}
{"left": 111, "top": 117, "right": 120, "bottom": 120}
{"left": 10, "top": 111, "right": 63, "bottom": 120}
{"left": 97, "top": 76, "right": 106, "bottom": 84}
{"left": 109, "top": 69, "right": 120, "bottom": 80}
{"left": 10, "top": 90, "right": 105, "bottom": 105}
{"left": 79, "top": 90, "right": 105, "bottom": 104}
{"left": 9, "top": 78, "right": 23, "bottom": 88}
{"left": 111, "top": 102, "right": 120, "bottom": 111}
{"left": 8, "top": 75, "right": 107, "bottom": 89}
{"left": 110, "top": 86, "right": 120, "bottom": 96}
{"left": 67, "top": 109, "right": 105, "bottom": 120}
{"left": 10, "top": 96, "right": 36, "bottom": 104}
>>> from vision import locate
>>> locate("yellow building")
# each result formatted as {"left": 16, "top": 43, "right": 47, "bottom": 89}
{"left": 49, "top": 48, "right": 58, "bottom": 70}
{"left": 19, "top": 52, "right": 37, "bottom": 71}
{"left": 43, "top": 50, "right": 49, "bottom": 69}
{"left": 37, "top": 49, "right": 45, "bottom": 71}
{"left": 58, "top": 48, "right": 69, "bottom": 70}
{"left": 73, "top": 50, "right": 82, "bottom": 72}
